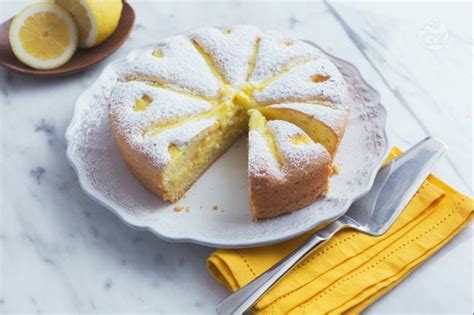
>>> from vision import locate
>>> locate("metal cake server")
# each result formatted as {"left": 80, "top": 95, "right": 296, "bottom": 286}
{"left": 217, "top": 137, "right": 447, "bottom": 315}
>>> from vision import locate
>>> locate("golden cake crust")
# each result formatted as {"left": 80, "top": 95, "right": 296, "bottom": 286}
{"left": 247, "top": 117, "right": 332, "bottom": 220}
{"left": 249, "top": 153, "right": 331, "bottom": 220}
{"left": 110, "top": 121, "right": 168, "bottom": 199}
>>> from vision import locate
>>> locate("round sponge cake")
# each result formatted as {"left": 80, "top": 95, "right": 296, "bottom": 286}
{"left": 108, "top": 25, "right": 350, "bottom": 220}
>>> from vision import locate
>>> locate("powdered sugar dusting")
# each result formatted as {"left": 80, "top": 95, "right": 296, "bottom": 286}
{"left": 140, "top": 119, "right": 218, "bottom": 168}
{"left": 249, "top": 31, "right": 323, "bottom": 83}
{"left": 109, "top": 81, "right": 213, "bottom": 139}
{"left": 116, "top": 36, "right": 221, "bottom": 98}
{"left": 267, "top": 120, "right": 330, "bottom": 168}
{"left": 189, "top": 25, "right": 262, "bottom": 85}
{"left": 254, "top": 59, "right": 349, "bottom": 110}
{"left": 267, "top": 103, "right": 348, "bottom": 135}
{"left": 248, "top": 129, "right": 283, "bottom": 178}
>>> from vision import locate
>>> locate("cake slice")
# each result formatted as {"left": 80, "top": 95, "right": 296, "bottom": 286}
{"left": 109, "top": 82, "right": 247, "bottom": 202}
{"left": 249, "top": 31, "right": 323, "bottom": 83}
{"left": 262, "top": 102, "right": 348, "bottom": 155}
{"left": 189, "top": 25, "right": 262, "bottom": 85}
{"left": 253, "top": 58, "right": 349, "bottom": 110}
{"left": 118, "top": 35, "right": 221, "bottom": 99}
{"left": 247, "top": 110, "right": 331, "bottom": 220}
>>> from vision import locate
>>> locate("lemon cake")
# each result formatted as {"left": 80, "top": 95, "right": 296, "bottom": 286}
{"left": 108, "top": 25, "right": 350, "bottom": 220}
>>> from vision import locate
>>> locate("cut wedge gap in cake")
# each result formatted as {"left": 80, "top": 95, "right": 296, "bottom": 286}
{"left": 159, "top": 113, "right": 247, "bottom": 202}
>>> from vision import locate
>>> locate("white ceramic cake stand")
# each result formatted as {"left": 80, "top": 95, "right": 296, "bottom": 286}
{"left": 66, "top": 41, "right": 389, "bottom": 248}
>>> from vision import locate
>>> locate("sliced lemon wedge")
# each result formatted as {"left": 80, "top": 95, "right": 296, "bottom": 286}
{"left": 9, "top": 2, "right": 78, "bottom": 70}
{"left": 54, "top": 0, "right": 123, "bottom": 48}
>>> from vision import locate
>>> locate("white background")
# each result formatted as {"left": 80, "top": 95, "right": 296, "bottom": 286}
{"left": 1, "top": 0, "right": 472, "bottom": 313}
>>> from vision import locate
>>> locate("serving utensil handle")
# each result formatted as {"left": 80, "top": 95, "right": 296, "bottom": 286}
{"left": 216, "top": 220, "right": 348, "bottom": 315}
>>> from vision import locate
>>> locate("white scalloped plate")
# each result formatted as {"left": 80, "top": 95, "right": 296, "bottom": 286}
{"left": 65, "top": 41, "right": 389, "bottom": 248}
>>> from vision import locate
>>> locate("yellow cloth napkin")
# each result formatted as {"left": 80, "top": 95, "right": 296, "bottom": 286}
{"left": 208, "top": 148, "right": 473, "bottom": 314}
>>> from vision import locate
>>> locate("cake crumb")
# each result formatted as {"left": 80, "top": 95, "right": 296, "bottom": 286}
{"left": 212, "top": 204, "right": 219, "bottom": 211}
{"left": 185, "top": 206, "right": 191, "bottom": 212}
{"left": 174, "top": 204, "right": 185, "bottom": 212}
{"left": 332, "top": 164, "right": 342, "bottom": 175}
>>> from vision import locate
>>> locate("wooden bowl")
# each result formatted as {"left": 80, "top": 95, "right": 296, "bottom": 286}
{"left": 0, "top": 1, "right": 135, "bottom": 77}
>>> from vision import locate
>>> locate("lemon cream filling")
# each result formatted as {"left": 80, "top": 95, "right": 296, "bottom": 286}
{"left": 248, "top": 109, "right": 280, "bottom": 164}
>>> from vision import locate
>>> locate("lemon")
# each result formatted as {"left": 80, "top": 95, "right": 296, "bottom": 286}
{"left": 9, "top": 2, "right": 78, "bottom": 70}
{"left": 54, "top": 0, "right": 123, "bottom": 48}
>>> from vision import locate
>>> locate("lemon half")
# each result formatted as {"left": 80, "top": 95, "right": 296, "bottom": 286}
{"left": 9, "top": 2, "right": 78, "bottom": 70}
{"left": 55, "top": 0, "right": 123, "bottom": 48}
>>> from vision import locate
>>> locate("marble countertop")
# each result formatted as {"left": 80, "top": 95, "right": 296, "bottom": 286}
{"left": 1, "top": 1, "right": 472, "bottom": 313}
